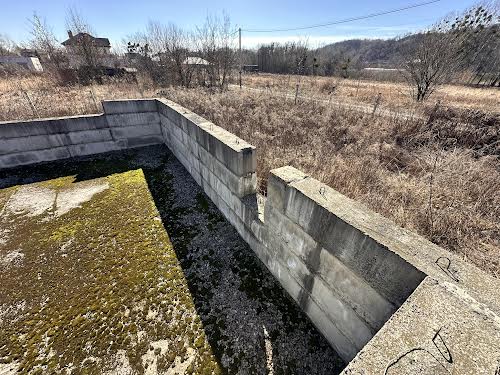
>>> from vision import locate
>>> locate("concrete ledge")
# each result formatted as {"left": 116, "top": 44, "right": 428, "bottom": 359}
{"left": 343, "top": 277, "right": 500, "bottom": 374}
{"left": 0, "top": 114, "right": 108, "bottom": 138}
{"left": 102, "top": 99, "right": 158, "bottom": 114}
{"left": 157, "top": 99, "right": 256, "bottom": 178}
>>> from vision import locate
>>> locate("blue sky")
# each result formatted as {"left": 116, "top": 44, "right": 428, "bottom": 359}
{"left": 1, "top": 0, "right": 478, "bottom": 49}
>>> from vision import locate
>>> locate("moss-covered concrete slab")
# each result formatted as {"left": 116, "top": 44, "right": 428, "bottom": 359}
{"left": 0, "top": 145, "right": 345, "bottom": 375}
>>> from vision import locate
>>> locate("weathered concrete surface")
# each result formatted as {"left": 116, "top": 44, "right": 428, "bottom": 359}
{"left": 0, "top": 99, "right": 163, "bottom": 169}
{"left": 344, "top": 277, "right": 500, "bottom": 374}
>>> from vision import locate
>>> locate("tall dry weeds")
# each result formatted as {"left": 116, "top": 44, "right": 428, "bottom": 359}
{"left": 0, "top": 74, "right": 157, "bottom": 122}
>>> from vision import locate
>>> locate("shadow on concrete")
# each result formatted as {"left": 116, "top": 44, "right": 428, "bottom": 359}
{"left": 0, "top": 145, "right": 345, "bottom": 374}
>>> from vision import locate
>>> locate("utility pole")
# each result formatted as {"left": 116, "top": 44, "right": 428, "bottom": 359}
{"left": 238, "top": 27, "right": 242, "bottom": 89}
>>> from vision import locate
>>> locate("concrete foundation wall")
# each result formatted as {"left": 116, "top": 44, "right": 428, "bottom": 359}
{"left": 2, "top": 98, "right": 499, "bottom": 372}
{"left": 0, "top": 99, "right": 163, "bottom": 169}
{"left": 156, "top": 98, "right": 426, "bottom": 361}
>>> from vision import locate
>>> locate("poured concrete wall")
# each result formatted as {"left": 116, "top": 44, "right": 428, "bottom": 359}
{"left": 261, "top": 167, "right": 426, "bottom": 358}
{"left": 2, "top": 98, "right": 499, "bottom": 373}
{"left": 0, "top": 99, "right": 163, "bottom": 169}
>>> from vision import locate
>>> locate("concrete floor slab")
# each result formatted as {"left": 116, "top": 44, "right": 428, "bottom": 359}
{"left": 0, "top": 145, "right": 345, "bottom": 375}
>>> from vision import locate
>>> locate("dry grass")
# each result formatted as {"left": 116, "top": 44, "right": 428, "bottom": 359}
{"left": 242, "top": 73, "right": 500, "bottom": 114}
{"left": 0, "top": 74, "right": 156, "bottom": 122}
{"left": 0, "top": 73, "right": 498, "bottom": 277}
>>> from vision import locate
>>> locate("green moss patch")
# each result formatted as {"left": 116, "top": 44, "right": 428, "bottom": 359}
{"left": 0, "top": 151, "right": 220, "bottom": 374}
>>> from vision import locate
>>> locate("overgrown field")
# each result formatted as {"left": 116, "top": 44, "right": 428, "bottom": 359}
{"left": 0, "top": 74, "right": 498, "bottom": 277}
{"left": 161, "top": 88, "right": 499, "bottom": 278}
{"left": 241, "top": 73, "right": 500, "bottom": 114}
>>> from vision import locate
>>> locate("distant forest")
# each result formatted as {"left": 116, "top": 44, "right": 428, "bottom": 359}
{"left": 243, "top": 36, "right": 419, "bottom": 71}
{"left": 241, "top": 24, "right": 500, "bottom": 86}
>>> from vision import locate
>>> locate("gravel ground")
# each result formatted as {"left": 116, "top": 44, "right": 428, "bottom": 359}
{"left": 0, "top": 145, "right": 345, "bottom": 375}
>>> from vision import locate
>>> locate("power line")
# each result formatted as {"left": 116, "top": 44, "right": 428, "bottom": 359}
{"left": 242, "top": 0, "right": 442, "bottom": 33}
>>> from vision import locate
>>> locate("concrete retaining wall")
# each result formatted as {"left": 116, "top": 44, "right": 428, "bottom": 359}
{"left": 2, "top": 98, "right": 499, "bottom": 372}
{"left": 0, "top": 99, "right": 163, "bottom": 169}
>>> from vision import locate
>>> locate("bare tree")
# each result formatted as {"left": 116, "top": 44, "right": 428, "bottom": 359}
{"left": 149, "top": 22, "right": 194, "bottom": 87}
{"left": 27, "top": 13, "right": 66, "bottom": 69}
{"left": 195, "top": 13, "right": 235, "bottom": 91}
{"left": 400, "top": 2, "right": 500, "bottom": 101}
{"left": 457, "top": 2, "right": 500, "bottom": 86}
{"left": 128, "top": 22, "right": 193, "bottom": 87}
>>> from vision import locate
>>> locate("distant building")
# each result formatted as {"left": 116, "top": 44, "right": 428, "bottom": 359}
{"left": 0, "top": 55, "right": 43, "bottom": 72}
{"left": 243, "top": 64, "right": 259, "bottom": 73}
{"left": 61, "top": 31, "right": 111, "bottom": 53}
{"left": 182, "top": 57, "right": 211, "bottom": 66}
{"left": 62, "top": 31, "right": 113, "bottom": 68}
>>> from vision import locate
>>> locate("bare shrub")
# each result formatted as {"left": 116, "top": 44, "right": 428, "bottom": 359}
{"left": 401, "top": 3, "right": 500, "bottom": 101}
{"left": 27, "top": 13, "right": 67, "bottom": 70}
{"left": 195, "top": 13, "right": 235, "bottom": 92}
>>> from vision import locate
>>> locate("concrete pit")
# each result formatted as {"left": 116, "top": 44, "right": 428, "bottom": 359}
{"left": 1, "top": 98, "right": 499, "bottom": 374}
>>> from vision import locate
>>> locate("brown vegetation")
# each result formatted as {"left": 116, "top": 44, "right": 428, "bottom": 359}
{"left": 0, "top": 74, "right": 156, "bottom": 121}
{"left": 0, "top": 74, "right": 498, "bottom": 277}
{"left": 241, "top": 73, "right": 500, "bottom": 114}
